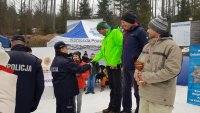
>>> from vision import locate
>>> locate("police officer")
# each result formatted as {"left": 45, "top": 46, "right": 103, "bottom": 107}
{"left": 7, "top": 35, "right": 44, "bottom": 113}
{"left": 51, "top": 41, "right": 91, "bottom": 113}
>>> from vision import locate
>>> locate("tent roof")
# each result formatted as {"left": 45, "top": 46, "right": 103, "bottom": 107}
{"left": 47, "top": 19, "right": 103, "bottom": 46}
{"left": 0, "top": 35, "right": 10, "bottom": 48}
{"left": 62, "top": 21, "right": 88, "bottom": 38}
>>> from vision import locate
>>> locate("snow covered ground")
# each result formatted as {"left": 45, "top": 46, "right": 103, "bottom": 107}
{"left": 33, "top": 85, "right": 200, "bottom": 113}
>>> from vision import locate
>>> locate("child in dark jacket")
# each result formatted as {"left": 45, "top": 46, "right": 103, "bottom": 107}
{"left": 85, "top": 53, "right": 99, "bottom": 94}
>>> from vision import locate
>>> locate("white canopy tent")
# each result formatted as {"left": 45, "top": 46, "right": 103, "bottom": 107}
{"left": 47, "top": 19, "right": 103, "bottom": 46}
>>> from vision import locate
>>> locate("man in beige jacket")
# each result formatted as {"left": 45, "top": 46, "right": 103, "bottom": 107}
{"left": 0, "top": 47, "right": 17, "bottom": 113}
{"left": 134, "top": 16, "right": 182, "bottom": 113}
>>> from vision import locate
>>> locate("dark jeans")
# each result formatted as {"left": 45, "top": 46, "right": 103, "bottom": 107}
{"left": 122, "top": 69, "right": 139, "bottom": 113}
{"left": 56, "top": 96, "right": 75, "bottom": 113}
{"left": 106, "top": 65, "right": 122, "bottom": 112}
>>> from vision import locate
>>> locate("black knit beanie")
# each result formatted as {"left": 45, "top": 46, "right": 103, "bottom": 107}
{"left": 121, "top": 10, "right": 137, "bottom": 24}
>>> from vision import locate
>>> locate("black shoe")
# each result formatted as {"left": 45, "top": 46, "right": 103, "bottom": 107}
{"left": 109, "top": 111, "right": 120, "bottom": 113}
{"left": 120, "top": 110, "right": 132, "bottom": 113}
{"left": 102, "top": 108, "right": 111, "bottom": 113}
{"left": 91, "top": 91, "right": 95, "bottom": 94}
{"left": 85, "top": 92, "right": 90, "bottom": 94}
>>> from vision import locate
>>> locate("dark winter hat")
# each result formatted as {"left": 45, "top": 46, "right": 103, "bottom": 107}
{"left": 121, "top": 10, "right": 137, "bottom": 24}
{"left": 148, "top": 16, "right": 168, "bottom": 34}
{"left": 73, "top": 51, "right": 81, "bottom": 58}
{"left": 96, "top": 21, "right": 111, "bottom": 30}
{"left": 54, "top": 41, "right": 67, "bottom": 51}
{"left": 11, "top": 35, "right": 25, "bottom": 42}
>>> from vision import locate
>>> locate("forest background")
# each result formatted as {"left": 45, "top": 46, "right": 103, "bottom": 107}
{"left": 0, "top": 0, "right": 199, "bottom": 47}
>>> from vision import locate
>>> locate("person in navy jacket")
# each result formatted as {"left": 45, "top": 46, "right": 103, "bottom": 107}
{"left": 7, "top": 35, "right": 44, "bottom": 113}
{"left": 51, "top": 41, "right": 91, "bottom": 113}
{"left": 120, "top": 11, "right": 148, "bottom": 113}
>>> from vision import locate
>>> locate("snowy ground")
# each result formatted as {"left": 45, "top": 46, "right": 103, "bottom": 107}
{"left": 33, "top": 85, "right": 200, "bottom": 113}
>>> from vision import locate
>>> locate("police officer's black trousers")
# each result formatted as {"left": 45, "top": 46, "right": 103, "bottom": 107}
{"left": 122, "top": 69, "right": 139, "bottom": 113}
{"left": 106, "top": 65, "right": 122, "bottom": 112}
{"left": 56, "top": 96, "right": 75, "bottom": 113}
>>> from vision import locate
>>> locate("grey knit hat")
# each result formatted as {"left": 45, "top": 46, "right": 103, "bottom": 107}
{"left": 148, "top": 16, "right": 168, "bottom": 34}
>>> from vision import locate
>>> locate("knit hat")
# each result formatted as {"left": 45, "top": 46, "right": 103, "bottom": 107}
{"left": 96, "top": 21, "right": 111, "bottom": 30}
{"left": 11, "top": 35, "right": 25, "bottom": 42}
{"left": 148, "top": 16, "right": 168, "bottom": 34}
{"left": 121, "top": 10, "right": 137, "bottom": 24}
{"left": 0, "top": 48, "right": 10, "bottom": 66}
{"left": 54, "top": 41, "right": 68, "bottom": 51}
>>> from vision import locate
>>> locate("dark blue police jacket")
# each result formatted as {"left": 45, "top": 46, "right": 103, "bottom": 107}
{"left": 51, "top": 52, "right": 91, "bottom": 99}
{"left": 7, "top": 44, "right": 44, "bottom": 113}
{"left": 122, "top": 26, "right": 148, "bottom": 70}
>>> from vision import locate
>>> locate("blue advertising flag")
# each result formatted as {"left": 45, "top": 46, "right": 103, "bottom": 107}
{"left": 188, "top": 45, "right": 200, "bottom": 106}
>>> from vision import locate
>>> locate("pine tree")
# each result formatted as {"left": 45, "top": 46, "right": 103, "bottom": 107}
{"left": 97, "top": 0, "right": 113, "bottom": 24}
{"left": 78, "top": 0, "right": 91, "bottom": 19}
{"left": 178, "top": 0, "right": 191, "bottom": 21}
{"left": 0, "top": 0, "right": 7, "bottom": 34}
{"left": 137, "top": 0, "right": 151, "bottom": 29}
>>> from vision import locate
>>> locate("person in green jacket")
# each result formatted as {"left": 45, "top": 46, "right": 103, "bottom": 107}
{"left": 93, "top": 21, "right": 123, "bottom": 113}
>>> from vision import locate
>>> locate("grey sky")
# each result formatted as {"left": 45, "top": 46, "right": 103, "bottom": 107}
{"left": 8, "top": 0, "right": 161, "bottom": 16}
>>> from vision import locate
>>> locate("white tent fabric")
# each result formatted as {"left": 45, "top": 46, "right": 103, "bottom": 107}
{"left": 47, "top": 19, "right": 103, "bottom": 46}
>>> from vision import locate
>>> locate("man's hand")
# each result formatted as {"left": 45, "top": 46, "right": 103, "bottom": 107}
{"left": 134, "top": 71, "right": 145, "bottom": 86}
{"left": 110, "top": 66, "right": 117, "bottom": 69}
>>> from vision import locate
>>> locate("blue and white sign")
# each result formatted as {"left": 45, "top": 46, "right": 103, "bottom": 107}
{"left": 187, "top": 45, "right": 200, "bottom": 106}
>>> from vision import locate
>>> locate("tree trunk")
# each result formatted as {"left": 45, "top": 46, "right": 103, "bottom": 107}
{"left": 63, "top": 0, "right": 67, "bottom": 32}
{"left": 91, "top": 0, "right": 94, "bottom": 17}
{"left": 77, "top": 0, "right": 80, "bottom": 16}
{"left": 21, "top": 0, "right": 23, "bottom": 14}
{"left": 165, "top": 0, "right": 168, "bottom": 15}
{"left": 168, "top": 0, "right": 171, "bottom": 17}
{"left": 50, "top": 0, "right": 53, "bottom": 15}
{"left": 155, "top": 0, "right": 157, "bottom": 17}
{"left": 29, "top": 0, "right": 31, "bottom": 10}
{"left": 151, "top": 0, "right": 153, "bottom": 18}
{"left": 53, "top": 0, "right": 56, "bottom": 32}
{"left": 172, "top": 0, "right": 175, "bottom": 17}
{"left": 161, "top": 0, "right": 165, "bottom": 16}
{"left": 73, "top": 0, "right": 75, "bottom": 17}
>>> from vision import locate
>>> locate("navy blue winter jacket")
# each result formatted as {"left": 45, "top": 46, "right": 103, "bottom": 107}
{"left": 51, "top": 52, "right": 91, "bottom": 99}
{"left": 122, "top": 26, "right": 148, "bottom": 70}
{"left": 7, "top": 44, "right": 44, "bottom": 113}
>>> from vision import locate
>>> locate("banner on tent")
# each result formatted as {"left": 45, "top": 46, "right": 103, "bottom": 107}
{"left": 187, "top": 45, "right": 200, "bottom": 106}
{"left": 69, "top": 38, "right": 102, "bottom": 45}
{"left": 32, "top": 47, "right": 55, "bottom": 87}
{"left": 47, "top": 36, "right": 102, "bottom": 46}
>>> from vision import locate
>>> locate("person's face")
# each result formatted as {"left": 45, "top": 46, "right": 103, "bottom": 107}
{"left": 121, "top": 20, "right": 133, "bottom": 30}
{"left": 44, "top": 57, "right": 51, "bottom": 66}
{"left": 11, "top": 41, "right": 17, "bottom": 47}
{"left": 147, "top": 26, "right": 160, "bottom": 39}
{"left": 60, "top": 47, "right": 68, "bottom": 54}
{"left": 72, "top": 54, "right": 80, "bottom": 63}
{"left": 90, "top": 54, "right": 95, "bottom": 59}
{"left": 98, "top": 29, "right": 107, "bottom": 36}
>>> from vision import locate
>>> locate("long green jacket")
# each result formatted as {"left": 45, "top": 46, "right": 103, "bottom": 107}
{"left": 93, "top": 28, "right": 123, "bottom": 66}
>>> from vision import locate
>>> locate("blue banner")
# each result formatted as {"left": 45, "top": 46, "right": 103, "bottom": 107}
{"left": 187, "top": 45, "right": 200, "bottom": 106}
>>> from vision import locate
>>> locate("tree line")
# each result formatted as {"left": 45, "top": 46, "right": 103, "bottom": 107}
{"left": 0, "top": 0, "right": 200, "bottom": 35}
